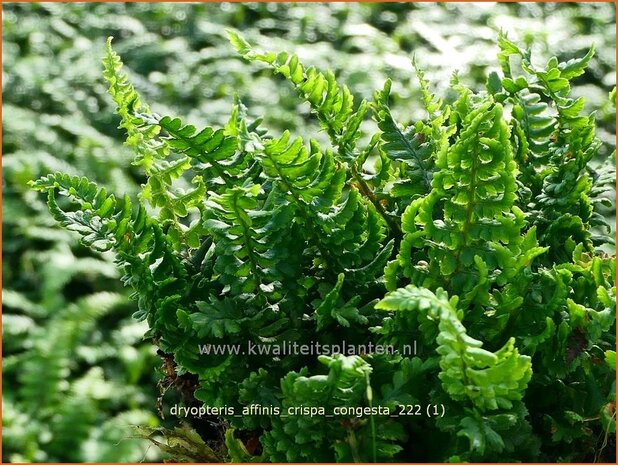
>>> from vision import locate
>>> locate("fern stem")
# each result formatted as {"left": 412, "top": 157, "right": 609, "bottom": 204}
{"left": 351, "top": 171, "right": 402, "bottom": 238}
{"left": 347, "top": 429, "right": 362, "bottom": 463}
{"left": 365, "top": 371, "right": 377, "bottom": 463}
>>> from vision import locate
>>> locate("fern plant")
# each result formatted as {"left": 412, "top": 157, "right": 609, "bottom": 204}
{"left": 31, "top": 32, "right": 615, "bottom": 462}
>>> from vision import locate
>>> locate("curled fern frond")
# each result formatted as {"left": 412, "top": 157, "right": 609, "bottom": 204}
{"left": 157, "top": 115, "right": 242, "bottom": 188}
{"left": 261, "top": 131, "right": 345, "bottom": 211}
{"left": 377, "top": 286, "right": 532, "bottom": 411}
{"left": 203, "top": 183, "right": 286, "bottom": 297}
{"left": 30, "top": 172, "right": 188, "bottom": 339}
{"left": 398, "top": 96, "right": 534, "bottom": 297}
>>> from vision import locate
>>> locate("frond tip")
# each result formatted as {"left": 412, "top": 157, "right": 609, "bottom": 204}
{"left": 228, "top": 30, "right": 365, "bottom": 161}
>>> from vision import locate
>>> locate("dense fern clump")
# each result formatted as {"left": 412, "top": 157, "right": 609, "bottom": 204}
{"left": 32, "top": 32, "right": 615, "bottom": 462}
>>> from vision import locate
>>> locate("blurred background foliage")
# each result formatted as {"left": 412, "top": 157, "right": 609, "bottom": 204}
{"left": 2, "top": 2, "right": 615, "bottom": 462}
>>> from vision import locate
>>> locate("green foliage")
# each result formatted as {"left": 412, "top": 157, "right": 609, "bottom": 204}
{"left": 3, "top": 288, "right": 159, "bottom": 462}
{"left": 30, "top": 31, "right": 615, "bottom": 462}
{"left": 3, "top": 5, "right": 162, "bottom": 461}
{"left": 493, "top": 34, "right": 610, "bottom": 261}
{"left": 371, "top": 78, "right": 436, "bottom": 206}
{"left": 5, "top": 1, "right": 612, "bottom": 462}
{"left": 229, "top": 29, "right": 366, "bottom": 164}
{"left": 377, "top": 287, "right": 532, "bottom": 411}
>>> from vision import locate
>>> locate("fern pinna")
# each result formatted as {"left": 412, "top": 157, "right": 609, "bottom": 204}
{"left": 32, "top": 33, "right": 615, "bottom": 462}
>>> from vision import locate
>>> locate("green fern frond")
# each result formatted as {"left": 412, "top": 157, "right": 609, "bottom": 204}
{"left": 497, "top": 36, "right": 603, "bottom": 259}
{"left": 372, "top": 79, "right": 435, "bottom": 203}
{"left": 227, "top": 29, "right": 365, "bottom": 163}
{"left": 228, "top": 31, "right": 404, "bottom": 236}
{"left": 29, "top": 172, "right": 188, "bottom": 334}
{"left": 377, "top": 286, "right": 532, "bottom": 411}
{"left": 262, "top": 355, "right": 402, "bottom": 462}
{"left": 261, "top": 131, "right": 345, "bottom": 211}
{"left": 413, "top": 57, "right": 445, "bottom": 121}
{"left": 157, "top": 115, "right": 242, "bottom": 187}
{"left": 203, "top": 183, "right": 283, "bottom": 296}
{"left": 104, "top": 39, "right": 206, "bottom": 244}
{"left": 103, "top": 37, "right": 164, "bottom": 171}
{"left": 398, "top": 97, "right": 529, "bottom": 297}
{"left": 30, "top": 172, "right": 126, "bottom": 251}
